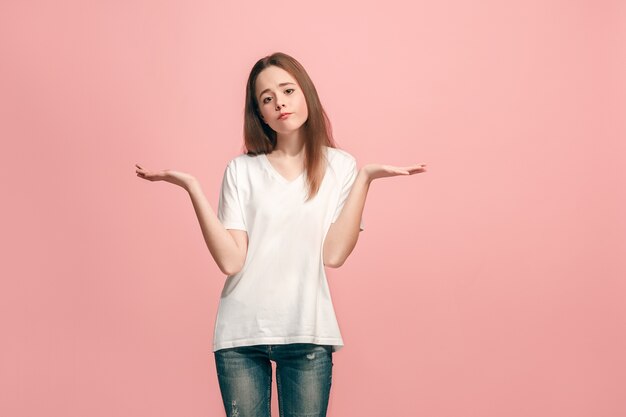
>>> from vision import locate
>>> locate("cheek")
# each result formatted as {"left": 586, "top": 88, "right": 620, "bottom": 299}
{"left": 259, "top": 106, "right": 270, "bottom": 121}
{"left": 297, "top": 95, "right": 308, "bottom": 115}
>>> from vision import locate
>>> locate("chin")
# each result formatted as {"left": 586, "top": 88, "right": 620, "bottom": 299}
{"left": 273, "top": 123, "right": 305, "bottom": 135}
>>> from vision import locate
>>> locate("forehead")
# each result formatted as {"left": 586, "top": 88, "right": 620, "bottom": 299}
{"left": 255, "top": 66, "right": 298, "bottom": 95}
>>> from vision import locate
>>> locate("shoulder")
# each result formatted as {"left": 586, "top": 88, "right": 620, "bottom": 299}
{"left": 225, "top": 153, "right": 260, "bottom": 171}
{"left": 325, "top": 146, "right": 357, "bottom": 168}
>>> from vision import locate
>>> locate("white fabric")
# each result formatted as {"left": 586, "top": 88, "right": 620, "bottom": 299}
{"left": 213, "top": 146, "right": 364, "bottom": 353}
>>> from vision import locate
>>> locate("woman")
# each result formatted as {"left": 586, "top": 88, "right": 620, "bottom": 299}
{"left": 135, "top": 52, "right": 426, "bottom": 417}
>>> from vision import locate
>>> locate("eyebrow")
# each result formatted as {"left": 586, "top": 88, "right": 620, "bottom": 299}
{"left": 258, "top": 82, "right": 296, "bottom": 99}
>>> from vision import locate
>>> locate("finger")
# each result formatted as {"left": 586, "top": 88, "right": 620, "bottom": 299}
{"left": 388, "top": 163, "right": 426, "bottom": 171}
{"left": 409, "top": 164, "right": 426, "bottom": 169}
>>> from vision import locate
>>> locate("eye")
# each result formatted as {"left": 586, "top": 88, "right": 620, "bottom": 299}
{"left": 285, "top": 88, "right": 295, "bottom": 94}
{"left": 262, "top": 96, "right": 271, "bottom": 104}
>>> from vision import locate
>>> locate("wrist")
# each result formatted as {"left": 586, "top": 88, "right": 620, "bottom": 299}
{"left": 357, "top": 168, "right": 372, "bottom": 185}
{"left": 184, "top": 177, "right": 200, "bottom": 193}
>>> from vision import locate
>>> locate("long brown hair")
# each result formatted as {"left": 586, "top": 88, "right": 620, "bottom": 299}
{"left": 243, "top": 52, "right": 337, "bottom": 201}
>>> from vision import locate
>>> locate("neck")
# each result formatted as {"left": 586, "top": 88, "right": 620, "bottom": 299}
{"left": 274, "top": 129, "right": 306, "bottom": 157}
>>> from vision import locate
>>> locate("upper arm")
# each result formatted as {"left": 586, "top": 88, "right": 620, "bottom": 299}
{"left": 227, "top": 229, "right": 248, "bottom": 268}
{"left": 218, "top": 159, "right": 249, "bottom": 275}
{"left": 217, "top": 160, "right": 247, "bottom": 231}
{"left": 330, "top": 155, "right": 365, "bottom": 231}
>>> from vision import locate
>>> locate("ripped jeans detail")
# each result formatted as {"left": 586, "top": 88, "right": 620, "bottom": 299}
{"left": 214, "top": 343, "right": 333, "bottom": 417}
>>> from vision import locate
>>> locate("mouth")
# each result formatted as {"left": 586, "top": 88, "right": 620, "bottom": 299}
{"left": 278, "top": 113, "right": 292, "bottom": 120}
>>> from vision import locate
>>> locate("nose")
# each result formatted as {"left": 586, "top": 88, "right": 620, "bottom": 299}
{"left": 275, "top": 101, "right": 286, "bottom": 111}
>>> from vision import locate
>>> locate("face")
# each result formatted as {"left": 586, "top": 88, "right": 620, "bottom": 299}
{"left": 255, "top": 65, "right": 309, "bottom": 135}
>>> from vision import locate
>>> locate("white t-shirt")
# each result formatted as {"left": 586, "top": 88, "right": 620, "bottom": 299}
{"left": 213, "top": 145, "right": 364, "bottom": 353}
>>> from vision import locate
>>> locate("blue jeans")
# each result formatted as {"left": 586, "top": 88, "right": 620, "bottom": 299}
{"left": 214, "top": 343, "right": 334, "bottom": 417}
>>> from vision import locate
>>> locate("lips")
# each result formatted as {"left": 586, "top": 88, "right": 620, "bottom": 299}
{"left": 278, "top": 113, "right": 292, "bottom": 120}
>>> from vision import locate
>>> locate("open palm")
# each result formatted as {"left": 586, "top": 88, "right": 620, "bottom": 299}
{"left": 363, "top": 163, "right": 427, "bottom": 181}
{"left": 135, "top": 164, "right": 196, "bottom": 190}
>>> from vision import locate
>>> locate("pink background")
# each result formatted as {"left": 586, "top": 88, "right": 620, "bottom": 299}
{"left": 1, "top": 1, "right": 625, "bottom": 416}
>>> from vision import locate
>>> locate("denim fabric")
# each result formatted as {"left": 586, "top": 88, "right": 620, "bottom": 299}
{"left": 214, "top": 343, "right": 333, "bottom": 417}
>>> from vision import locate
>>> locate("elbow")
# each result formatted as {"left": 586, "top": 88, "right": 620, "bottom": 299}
{"left": 323, "top": 253, "right": 346, "bottom": 269}
{"left": 220, "top": 265, "right": 236, "bottom": 276}
{"left": 218, "top": 258, "right": 245, "bottom": 277}
{"left": 324, "top": 240, "right": 359, "bottom": 268}
{"left": 220, "top": 264, "right": 242, "bottom": 277}
{"left": 328, "top": 260, "right": 345, "bottom": 269}
{"left": 324, "top": 242, "right": 356, "bottom": 269}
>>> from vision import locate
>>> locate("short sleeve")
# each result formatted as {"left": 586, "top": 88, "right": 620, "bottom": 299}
{"left": 217, "top": 160, "right": 247, "bottom": 231}
{"left": 331, "top": 156, "right": 365, "bottom": 231}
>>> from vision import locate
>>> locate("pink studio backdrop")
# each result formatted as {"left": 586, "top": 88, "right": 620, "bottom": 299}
{"left": 1, "top": 1, "right": 624, "bottom": 416}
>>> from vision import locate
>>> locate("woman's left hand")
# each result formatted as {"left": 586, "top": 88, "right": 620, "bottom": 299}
{"left": 361, "top": 163, "right": 427, "bottom": 182}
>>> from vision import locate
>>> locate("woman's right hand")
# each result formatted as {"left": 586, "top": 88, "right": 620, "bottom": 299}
{"left": 135, "top": 163, "right": 197, "bottom": 191}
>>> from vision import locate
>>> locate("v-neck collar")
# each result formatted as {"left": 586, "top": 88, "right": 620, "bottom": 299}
{"left": 260, "top": 153, "right": 305, "bottom": 185}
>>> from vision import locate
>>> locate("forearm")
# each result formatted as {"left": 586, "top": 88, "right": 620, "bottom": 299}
{"left": 323, "top": 169, "right": 370, "bottom": 267}
{"left": 186, "top": 180, "right": 245, "bottom": 276}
